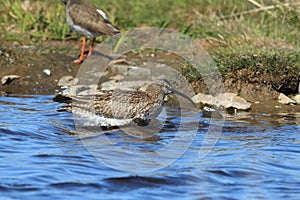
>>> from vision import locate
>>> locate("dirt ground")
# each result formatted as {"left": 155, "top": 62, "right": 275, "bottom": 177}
{"left": 0, "top": 40, "right": 299, "bottom": 114}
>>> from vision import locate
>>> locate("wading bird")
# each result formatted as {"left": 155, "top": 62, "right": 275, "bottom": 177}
{"left": 61, "top": 79, "right": 196, "bottom": 127}
{"left": 62, "top": 0, "right": 120, "bottom": 64}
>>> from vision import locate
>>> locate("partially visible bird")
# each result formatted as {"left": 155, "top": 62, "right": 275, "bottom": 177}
{"left": 62, "top": 0, "right": 120, "bottom": 64}
{"left": 60, "top": 79, "right": 196, "bottom": 127}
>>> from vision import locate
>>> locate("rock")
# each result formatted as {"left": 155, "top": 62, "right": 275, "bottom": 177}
{"left": 1, "top": 75, "right": 21, "bottom": 85}
{"left": 108, "top": 58, "right": 127, "bottom": 65}
{"left": 109, "top": 64, "right": 130, "bottom": 75}
{"left": 89, "top": 71, "right": 109, "bottom": 79}
{"left": 109, "top": 65, "right": 151, "bottom": 80}
{"left": 215, "top": 93, "right": 252, "bottom": 110}
{"left": 43, "top": 69, "right": 51, "bottom": 76}
{"left": 278, "top": 93, "right": 296, "bottom": 105}
{"left": 192, "top": 92, "right": 251, "bottom": 110}
{"left": 292, "top": 94, "right": 300, "bottom": 104}
{"left": 192, "top": 93, "right": 214, "bottom": 105}
{"left": 0, "top": 91, "right": 7, "bottom": 96}
{"left": 127, "top": 66, "right": 151, "bottom": 78}
{"left": 109, "top": 74, "right": 124, "bottom": 81}
{"left": 58, "top": 76, "right": 79, "bottom": 87}
{"left": 202, "top": 106, "right": 223, "bottom": 119}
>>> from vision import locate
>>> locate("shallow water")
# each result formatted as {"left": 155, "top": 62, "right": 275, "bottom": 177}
{"left": 0, "top": 95, "right": 300, "bottom": 200}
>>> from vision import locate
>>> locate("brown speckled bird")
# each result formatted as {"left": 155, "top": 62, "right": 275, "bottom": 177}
{"left": 61, "top": 79, "right": 196, "bottom": 127}
{"left": 62, "top": 0, "right": 120, "bottom": 64}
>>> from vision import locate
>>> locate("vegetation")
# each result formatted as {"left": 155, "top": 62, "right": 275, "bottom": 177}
{"left": 0, "top": 0, "right": 299, "bottom": 47}
{"left": 0, "top": 0, "right": 299, "bottom": 94}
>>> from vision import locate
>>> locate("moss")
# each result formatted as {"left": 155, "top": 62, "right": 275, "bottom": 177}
{"left": 215, "top": 50, "right": 300, "bottom": 94}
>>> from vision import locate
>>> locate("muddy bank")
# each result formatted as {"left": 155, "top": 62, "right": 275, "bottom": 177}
{"left": 0, "top": 42, "right": 299, "bottom": 114}
{"left": 0, "top": 42, "right": 81, "bottom": 94}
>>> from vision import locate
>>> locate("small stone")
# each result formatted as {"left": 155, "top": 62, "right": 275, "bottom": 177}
{"left": 192, "top": 92, "right": 251, "bottom": 110}
{"left": 192, "top": 93, "right": 214, "bottom": 105}
{"left": 92, "top": 71, "right": 108, "bottom": 78}
{"left": 278, "top": 93, "right": 296, "bottom": 105}
{"left": 1, "top": 75, "right": 21, "bottom": 85}
{"left": 109, "top": 58, "right": 127, "bottom": 65}
{"left": 58, "top": 76, "right": 79, "bottom": 87}
{"left": 109, "top": 74, "right": 124, "bottom": 81}
{"left": 100, "top": 80, "right": 119, "bottom": 91}
{"left": 43, "top": 69, "right": 51, "bottom": 76}
{"left": 202, "top": 106, "right": 223, "bottom": 119}
{"left": 215, "top": 93, "right": 251, "bottom": 110}
{"left": 127, "top": 66, "right": 151, "bottom": 78}
{"left": 0, "top": 91, "right": 7, "bottom": 96}
{"left": 155, "top": 63, "right": 166, "bottom": 68}
{"left": 109, "top": 64, "right": 130, "bottom": 75}
{"left": 291, "top": 94, "right": 300, "bottom": 104}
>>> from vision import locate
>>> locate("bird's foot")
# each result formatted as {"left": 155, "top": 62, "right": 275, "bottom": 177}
{"left": 71, "top": 52, "right": 89, "bottom": 65}
{"left": 71, "top": 58, "right": 84, "bottom": 65}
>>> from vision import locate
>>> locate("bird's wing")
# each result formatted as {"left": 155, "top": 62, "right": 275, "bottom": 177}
{"left": 64, "top": 91, "right": 145, "bottom": 118}
{"left": 68, "top": 3, "right": 119, "bottom": 35}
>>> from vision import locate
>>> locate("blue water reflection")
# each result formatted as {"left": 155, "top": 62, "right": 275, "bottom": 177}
{"left": 0, "top": 95, "right": 299, "bottom": 199}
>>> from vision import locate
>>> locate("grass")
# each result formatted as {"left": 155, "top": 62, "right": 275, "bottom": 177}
{"left": 0, "top": 0, "right": 69, "bottom": 41}
{"left": 0, "top": 0, "right": 299, "bottom": 94}
{"left": 215, "top": 50, "right": 300, "bottom": 93}
{"left": 0, "top": 0, "right": 299, "bottom": 47}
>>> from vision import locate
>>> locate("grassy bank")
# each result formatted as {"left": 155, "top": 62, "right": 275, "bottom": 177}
{"left": 1, "top": 0, "right": 299, "bottom": 47}
{"left": 0, "top": 0, "right": 299, "bottom": 95}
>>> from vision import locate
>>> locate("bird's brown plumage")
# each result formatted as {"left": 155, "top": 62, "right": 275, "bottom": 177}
{"left": 62, "top": 0, "right": 119, "bottom": 64}
{"left": 60, "top": 79, "right": 196, "bottom": 127}
{"left": 66, "top": 0, "right": 119, "bottom": 36}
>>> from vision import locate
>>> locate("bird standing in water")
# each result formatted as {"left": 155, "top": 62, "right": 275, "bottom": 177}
{"left": 61, "top": 79, "right": 196, "bottom": 127}
{"left": 62, "top": 0, "right": 120, "bottom": 64}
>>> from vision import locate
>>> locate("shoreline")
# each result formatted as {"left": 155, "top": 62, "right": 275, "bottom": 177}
{"left": 0, "top": 42, "right": 299, "bottom": 114}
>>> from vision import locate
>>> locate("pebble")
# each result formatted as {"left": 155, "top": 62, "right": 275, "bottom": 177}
{"left": 109, "top": 74, "right": 124, "bottom": 81}
{"left": 1, "top": 75, "right": 21, "bottom": 85}
{"left": 278, "top": 93, "right": 296, "bottom": 105}
{"left": 43, "top": 69, "right": 51, "bottom": 76}
{"left": 292, "top": 94, "right": 300, "bottom": 104}
{"left": 0, "top": 91, "right": 7, "bottom": 96}
{"left": 109, "top": 64, "right": 130, "bottom": 75}
{"left": 58, "top": 76, "right": 79, "bottom": 86}
{"left": 202, "top": 106, "right": 223, "bottom": 119}
{"left": 127, "top": 66, "right": 151, "bottom": 78}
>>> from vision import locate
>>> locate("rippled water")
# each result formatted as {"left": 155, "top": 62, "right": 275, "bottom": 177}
{"left": 1, "top": 95, "right": 300, "bottom": 199}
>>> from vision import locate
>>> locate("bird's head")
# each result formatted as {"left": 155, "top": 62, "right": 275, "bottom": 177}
{"left": 149, "top": 79, "right": 196, "bottom": 107}
{"left": 61, "top": 0, "right": 68, "bottom": 5}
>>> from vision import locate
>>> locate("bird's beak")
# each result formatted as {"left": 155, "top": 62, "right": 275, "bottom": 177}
{"left": 172, "top": 89, "right": 197, "bottom": 108}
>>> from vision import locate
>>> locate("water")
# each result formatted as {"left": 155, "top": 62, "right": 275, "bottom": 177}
{"left": 0, "top": 95, "right": 300, "bottom": 200}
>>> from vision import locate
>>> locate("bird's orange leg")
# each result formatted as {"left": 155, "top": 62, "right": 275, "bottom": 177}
{"left": 72, "top": 36, "right": 86, "bottom": 64}
{"left": 87, "top": 37, "right": 96, "bottom": 57}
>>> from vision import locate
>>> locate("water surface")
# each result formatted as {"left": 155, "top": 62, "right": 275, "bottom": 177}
{"left": 0, "top": 95, "right": 300, "bottom": 199}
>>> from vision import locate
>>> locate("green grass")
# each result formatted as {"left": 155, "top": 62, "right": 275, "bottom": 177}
{"left": 0, "top": 0, "right": 299, "bottom": 94}
{"left": 0, "top": 0, "right": 69, "bottom": 41}
{"left": 0, "top": 0, "right": 299, "bottom": 48}
{"left": 0, "top": 1, "right": 299, "bottom": 71}
{"left": 216, "top": 50, "right": 300, "bottom": 94}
